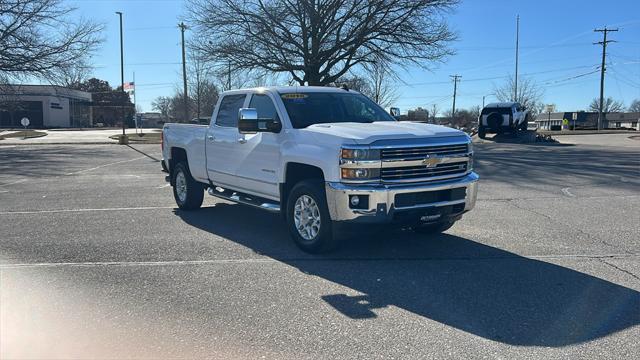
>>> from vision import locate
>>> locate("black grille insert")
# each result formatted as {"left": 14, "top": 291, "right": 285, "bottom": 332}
{"left": 395, "top": 187, "right": 466, "bottom": 208}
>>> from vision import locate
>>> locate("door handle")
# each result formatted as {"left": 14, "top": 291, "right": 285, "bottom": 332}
{"left": 237, "top": 138, "right": 247, "bottom": 144}
{"left": 207, "top": 135, "right": 215, "bottom": 141}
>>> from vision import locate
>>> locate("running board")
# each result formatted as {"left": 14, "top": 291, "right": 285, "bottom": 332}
{"left": 207, "top": 186, "right": 280, "bottom": 212}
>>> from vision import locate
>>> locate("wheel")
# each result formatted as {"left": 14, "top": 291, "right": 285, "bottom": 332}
{"left": 519, "top": 120, "right": 528, "bottom": 131}
{"left": 478, "top": 126, "right": 486, "bottom": 139}
{"left": 412, "top": 220, "right": 455, "bottom": 235}
{"left": 286, "top": 180, "right": 337, "bottom": 253}
{"left": 172, "top": 162, "right": 204, "bottom": 210}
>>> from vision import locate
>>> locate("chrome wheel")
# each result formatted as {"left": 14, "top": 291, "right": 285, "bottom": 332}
{"left": 175, "top": 170, "right": 187, "bottom": 204}
{"left": 293, "top": 195, "right": 321, "bottom": 241}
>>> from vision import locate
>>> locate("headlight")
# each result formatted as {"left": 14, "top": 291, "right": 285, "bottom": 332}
{"left": 341, "top": 168, "right": 380, "bottom": 180}
{"left": 340, "top": 148, "right": 380, "bottom": 161}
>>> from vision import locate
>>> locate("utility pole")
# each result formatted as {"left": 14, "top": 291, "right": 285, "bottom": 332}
{"left": 178, "top": 22, "right": 189, "bottom": 123}
{"left": 514, "top": 15, "right": 520, "bottom": 102}
{"left": 450, "top": 75, "right": 461, "bottom": 119}
{"left": 594, "top": 27, "right": 618, "bottom": 130}
{"left": 116, "top": 11, "right": 125, "bottom": 136}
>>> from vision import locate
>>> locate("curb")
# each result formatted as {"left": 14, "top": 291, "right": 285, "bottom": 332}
{"left": 0, "top": 141, "right": 162, "bottom": 146}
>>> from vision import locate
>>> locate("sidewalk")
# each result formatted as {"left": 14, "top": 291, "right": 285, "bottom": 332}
{"left": 0, "top": 129, "right": 160, "bottom": 145}
{"left": 552, "top": 133, "right": 640, "bottom": 148}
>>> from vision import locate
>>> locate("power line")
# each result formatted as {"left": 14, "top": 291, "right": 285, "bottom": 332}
{"left": 396, "top": 64, "right": 599, "bottom": 88}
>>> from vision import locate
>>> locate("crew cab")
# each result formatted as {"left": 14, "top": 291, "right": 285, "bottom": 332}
{"left": 162, "top": 86, "right": 478, "bottom": 253}
{"left": 478, "top": 102, "right": 529, "bottom": 139}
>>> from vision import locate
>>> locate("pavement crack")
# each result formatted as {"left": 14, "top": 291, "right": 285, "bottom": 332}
{"left": 599, "top": 258, "right": 640, "bottom": 282}
{"left": 507, "top": 200, "right": 634, "bottom": 255}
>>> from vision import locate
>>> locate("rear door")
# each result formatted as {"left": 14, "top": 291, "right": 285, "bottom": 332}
{"left": 205, "top": 93, "right": 248, "bottom": 187}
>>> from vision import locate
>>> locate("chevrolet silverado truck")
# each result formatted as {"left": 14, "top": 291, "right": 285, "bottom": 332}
{"left": 162, "top": 86, "right": 478, "bottom": 253}
{"left": 478, "top": 102, "right": 529, "bottom": 139}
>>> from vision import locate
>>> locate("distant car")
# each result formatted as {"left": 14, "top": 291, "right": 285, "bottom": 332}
{"left": 478, "top": 102, "right": 529, "bottom": 139}
{"left": 190, "top": 117, "right": 211, "bottom": 125}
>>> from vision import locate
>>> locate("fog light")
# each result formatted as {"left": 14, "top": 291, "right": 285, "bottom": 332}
{"left": 350, "top": 195, "right": 360, "bottom": 206}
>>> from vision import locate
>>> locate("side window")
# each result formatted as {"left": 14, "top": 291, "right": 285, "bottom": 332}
{"left": 249, "top": 94, "right": 279, "bottom": 120}
{"left": 215, "top": 94, "right": 246, "bottom": 127}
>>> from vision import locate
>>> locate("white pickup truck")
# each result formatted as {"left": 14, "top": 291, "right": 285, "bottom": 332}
{"left": 162, "top": 86, "right": 478, "bottom": 253}
{"left": 478, "top": 102, "right": 529, "bottom": 139}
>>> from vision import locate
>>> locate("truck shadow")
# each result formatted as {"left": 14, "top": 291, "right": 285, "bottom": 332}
{"left": 175, "top": 204, "right": 639, "bottom": 347}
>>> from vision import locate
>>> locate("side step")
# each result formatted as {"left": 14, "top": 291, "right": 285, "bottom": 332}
{"left": 207, "top": 186, "right": 280, "bottom": 212}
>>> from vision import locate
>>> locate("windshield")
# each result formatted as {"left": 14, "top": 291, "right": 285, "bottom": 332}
{"left": 280, "top": 92, "right": 395, "bottom": 128}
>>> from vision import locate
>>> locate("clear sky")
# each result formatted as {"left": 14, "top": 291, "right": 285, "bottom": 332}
{"left": 68, "top": 0, "right": 640, "bottom": 114}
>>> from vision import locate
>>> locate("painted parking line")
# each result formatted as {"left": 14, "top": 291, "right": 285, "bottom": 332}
{"left": 0, "top": 258, "right": 277, "bottom": 269}
{"left": 0, "top": 206, "right": 175, "bottom": 216}
{"left": 1, "top": 254, "right": 636, "bottom": 270}
{"left": 65, "top": 156, "right": 148, "bottom": 175}
{"left": 0, "top": 179, "right": 26, "bottom": 187}
{"left": 561, "top": 187, "right": 576, "bottom": 197}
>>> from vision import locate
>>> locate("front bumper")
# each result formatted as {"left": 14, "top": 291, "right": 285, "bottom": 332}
{"left": 325, "top": 172, "right": 478, "bottom": 224}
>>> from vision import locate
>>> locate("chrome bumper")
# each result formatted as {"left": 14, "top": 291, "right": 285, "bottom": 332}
{"left": 325, "top": 172, "right": 478, "bottom": 223}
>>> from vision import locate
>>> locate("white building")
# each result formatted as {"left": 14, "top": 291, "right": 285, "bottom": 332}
{"left": 0, "top": 85, "right": 92, "bottom": 128}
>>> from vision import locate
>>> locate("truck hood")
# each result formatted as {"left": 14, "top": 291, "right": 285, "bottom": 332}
{"left": 303, "top": 121, "right": 466, "bottom": 144}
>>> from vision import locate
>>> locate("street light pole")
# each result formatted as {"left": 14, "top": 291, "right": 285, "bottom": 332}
{"left": 116, "top": 11, "right": 125, "bottom": 136}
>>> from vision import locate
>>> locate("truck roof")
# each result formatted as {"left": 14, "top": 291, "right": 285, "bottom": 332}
{"left": 484, "top": 102, "right": 518, "bottom": 108}
{"left": 221, "top": 86, "right": 362, "bottom": 96}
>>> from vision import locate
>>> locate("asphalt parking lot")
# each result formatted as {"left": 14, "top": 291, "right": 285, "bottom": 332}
{"left": 1, "top": 141, "right": 639, "bottom": 359}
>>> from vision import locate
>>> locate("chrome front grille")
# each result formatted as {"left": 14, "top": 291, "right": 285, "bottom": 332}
{"left": 382, "top": 162, "right": 468, "bottom": 181}
{"left": 381, "top": 144, "right": 468, "bottom": 161}
{"left": 380, "top": 143, "right": 470, "bottom": 183}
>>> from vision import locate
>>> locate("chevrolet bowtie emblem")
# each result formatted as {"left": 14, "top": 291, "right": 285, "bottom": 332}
{"left": 422, "top": 155, "right": 443, "bottom": 168}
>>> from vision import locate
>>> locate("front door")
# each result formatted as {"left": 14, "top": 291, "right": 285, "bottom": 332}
{"left": 233, "top": 93, "right": 282, "bottom": 200}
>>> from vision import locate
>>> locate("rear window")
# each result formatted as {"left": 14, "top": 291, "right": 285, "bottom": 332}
{"left": 215, "top": 94, "right": 246, "bottom": 127}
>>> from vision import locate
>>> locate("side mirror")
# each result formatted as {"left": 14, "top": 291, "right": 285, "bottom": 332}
{"left": 389, "top": 107, "right": 401, "bottom": 120}
{"left": 238, "top": 108, "right": 282, "bottom": 134}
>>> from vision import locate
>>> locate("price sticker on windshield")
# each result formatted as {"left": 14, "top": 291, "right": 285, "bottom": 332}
{"left": 281, "top": 93, "right": 308, "bottom": 99}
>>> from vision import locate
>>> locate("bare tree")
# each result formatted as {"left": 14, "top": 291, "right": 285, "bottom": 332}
{"left": 365, "top": 62, "right": 398, "bottom": 108}
{"left": 152, "top": 96, "right": 173, "bottom": 122}
{"left": 335, "top": 74, "right": 372, "bottom": 95}
{"left": 187, "top": 0, "right": 458, "bottom": 86}
{"left": 0, "top": 0, "right": 103, "bottom": 82}
{"left": 588, "top": 97, "right": 624, "bottom": 113}
{"left": 629, "top": 99, "right": 640, "bottom": 113}
{"left": 188, "top": 52, "right": 218, "bottom": 119}
{"left": 430, "top": 104, "right": 439, "bottom": 122}
{"left": 46, "top": 60, "right": 93, "bottom": 87}
{"left": 493, "top": 75, "right": 544, "bottom": 115}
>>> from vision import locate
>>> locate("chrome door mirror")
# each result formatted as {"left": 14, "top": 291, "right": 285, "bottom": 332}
{"left": 389, "top": 107, "right": 401, "bottom": 120}
{"left": 238, "top": 108, "right": 282, "bottom": 134}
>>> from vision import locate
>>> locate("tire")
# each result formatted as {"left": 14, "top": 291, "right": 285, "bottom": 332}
{"left": 172, "top": 162, "right": 204, "bottom": 210}
{"left": 519, "top": 120, "right": 528, "bottom": 131}
{"left": 486, "top": 112, "right": 502, "bottom": 131}
{"left": 286, "top": 180, "right": 337, "bottom": 253}
{"left": 412, "top": 220, "right": 455, "bottom": 235}
{"left": 478, "top": 126, "right": 486, "bottom": 139}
